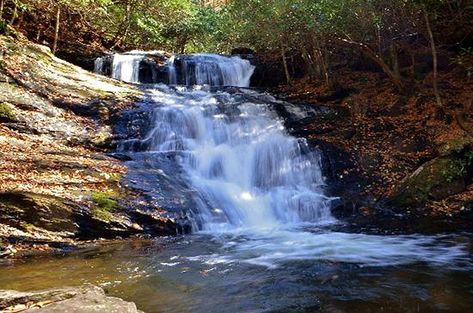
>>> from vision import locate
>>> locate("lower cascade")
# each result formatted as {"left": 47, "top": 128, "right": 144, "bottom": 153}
{"left": 120, "top": 86, "right": 333, "bottom": 232}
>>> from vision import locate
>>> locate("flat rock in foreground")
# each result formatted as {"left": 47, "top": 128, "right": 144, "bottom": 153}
{"left": 0, "top": 284, "right": 143, "bottom": 313}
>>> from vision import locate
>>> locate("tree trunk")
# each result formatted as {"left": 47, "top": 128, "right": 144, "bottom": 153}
{"left": 322, "top": 44, "right": 330, "bottom": 87}
{"left": 111, "top": 0, "right": 132, "bottom": 49}
{"left": 408, "top": 49, "right": 416, "bottom": 79}
{"left": 300, "top": 46, "right": 316, "bottom": 81}
{"left": 308, "top": 36, "right": 331, "bottom": 87}
{"left": 52, "top": 6, "right": 61, "bottom": 54}
{"left": 390, "top": 44, "right": 401, "bottom": 82}
{"left": 290, "top": 55, "right": 295, "bottom": 76}
{"left": 0, "top": 0, "right": 5, "bottom": 20}
{"left": 424, "top": 9, "right": 443, "bottom": 109}
{"left": 280, "top": 45, "right": 291, "bottom": 84}
{"left": 9, "top": 1, "right": 17, "bottom": 25}
{"left": 312, "top": 37, "right": 330, "bottom": 87}
{"left": 339, "top": 37, "right": 405, "bottom": 92}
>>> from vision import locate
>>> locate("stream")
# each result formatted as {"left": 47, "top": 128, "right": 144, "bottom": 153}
{"left": 1, "top": 53, "right": 472, "bottom": 313}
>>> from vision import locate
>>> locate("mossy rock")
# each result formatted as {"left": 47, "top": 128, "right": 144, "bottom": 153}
{"left": 90, "top": 132, "right": 114, "bottom": 149}
{"left": 91, "top": 192, "right": 118, "bottom": 221}
{"left": 0, "top": 102, "right": 14, "bottom": 120}
{"left": 437, "top": 136, "right": 471, "bottom": 156}
{"left": 0, "top": 191, "right": 133, "bottom": 239}
{"left": 391, "top": 155, "right": 470, "bottom": 207}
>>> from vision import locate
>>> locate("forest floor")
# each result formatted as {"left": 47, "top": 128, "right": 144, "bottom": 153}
{"left": 273, "top": 68, "right": 473, "bottom": 226}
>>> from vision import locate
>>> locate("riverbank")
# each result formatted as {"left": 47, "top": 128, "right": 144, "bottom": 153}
{"left": 272, "top": 69, "right": 473, "bottom": 231}
{"left": 0, "top": 32, "right": 175, "bottom": 258}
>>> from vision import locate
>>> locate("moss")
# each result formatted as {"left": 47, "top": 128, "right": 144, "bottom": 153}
{"left": 392, "top": 155, "right": 470, "bottom": 207}
{"left": 437, "top": 137, "right": 471, "bottom": 156}
{"left": 91, "top": 191, "right": 117, "bottom": 212}
{"left": 90, "top": 132, "right": 114, "bottom": 149}
{"left": 0, "top": 20, "right": 6, "bottom": 35}
{"left": 91, "top": 191, "right": 118, "bottom": 221}
{"left": 0, "top": 102, "right": 14, "bottom": 119}
{"left": 93, "top": 209, "right": 114, "bottom": 221}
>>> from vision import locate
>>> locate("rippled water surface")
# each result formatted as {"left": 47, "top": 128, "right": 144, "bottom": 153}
{"left": 1, "top": 229, "right": 472, "bottom": 313}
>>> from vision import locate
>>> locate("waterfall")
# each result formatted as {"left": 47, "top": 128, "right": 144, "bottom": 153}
{"left": 94, "top": 57, "right": 104, "bottom": 74}
{"left": 178, "top": 54, "right": 255, "bottom": 87}
{"left": 120, "top": 87, "right": 332, "bottom": 232}
{"left": 97, "top": 52, "right": 255, "bottom": 87}
{"left": 168, "top": 55, "right": 177, "bottom": 85}
{"left": 115, "top": 58, "right": 469, "bottom": 270}
{"left": 111, "top": 51, "right": 146, "bottom": 83}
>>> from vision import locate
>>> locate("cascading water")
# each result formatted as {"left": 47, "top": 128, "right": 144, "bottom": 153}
{"left": 94, "top": 57, "right": 104, "bottom": 74}
{"left": 111, "top": 51, "right": 147, "bottom": 83}
{"left": 2, "top": 52, "right": 469, "bottom": 313}
{"left": 175, "top": 54, "right": 255, "bottom": 87}
{"left": 116, "top": 55, "right": 468, "bottom": 270}
{"left": 97, "top": 51, "right": 255, "bottom": 87}
{"left": 120, "top": 87, "right": 333, "bottom": 232}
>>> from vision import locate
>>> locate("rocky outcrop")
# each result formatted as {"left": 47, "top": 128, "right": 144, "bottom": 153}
{"left": 0, "top": 192, "right": 139, "bottom": 240}
{"left": 0, "top": 33, "right": 176, "bottom": 256}
{"left": 0, "top": 285, "right": 143, "bottom": 312}
{"left": 273, "top": 77, "right": 473, "bottom": 227}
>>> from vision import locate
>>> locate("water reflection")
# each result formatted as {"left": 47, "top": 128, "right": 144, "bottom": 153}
{"left": 1, "top": 234, "right": 472, "bottom": 313}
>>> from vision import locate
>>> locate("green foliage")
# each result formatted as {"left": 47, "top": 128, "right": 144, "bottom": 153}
{"left": 91, "top": 191, "right": 117, "bottom": 213}
{"left": 0, "top": 102, "right": 14, "bottom": 119}
{"left": 4, "top": 0, "right": 471, "bottom": 86}
{"left": 0, "top": 20, "right": 7, "bottom": 35}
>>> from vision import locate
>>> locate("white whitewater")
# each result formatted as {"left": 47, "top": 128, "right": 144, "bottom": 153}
{"left": 172, "top": 54, "right": 255, "bottom": 87}
{"left": 100, "top": 51, "right": 255, "bottom": 87}
{"left": 111, "top": 51, "right": 147, "bottom": 83}
{"left": 127, "top": 87, "right": 333, "bottom": 232}
{"left": 94, "top": 57, "right": 104, "bottom": 74}
{"left": 117, "top": 56, "right": 469, "bottom": 269}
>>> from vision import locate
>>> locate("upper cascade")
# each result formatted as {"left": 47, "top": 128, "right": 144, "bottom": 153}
{"left": 95, "top": 52, "right": 255, "bottom": 88}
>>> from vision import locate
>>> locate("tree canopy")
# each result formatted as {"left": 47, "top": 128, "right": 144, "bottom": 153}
{"left": 0, "top": 0, "right": 471, "bottom": 90}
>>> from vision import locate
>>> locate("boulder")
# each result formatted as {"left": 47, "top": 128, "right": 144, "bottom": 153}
{"left": 0, "top": 285, "right": 143, "bottom": 313}
{"left": 390, "top": 155, "right": 471, "bottom": 208}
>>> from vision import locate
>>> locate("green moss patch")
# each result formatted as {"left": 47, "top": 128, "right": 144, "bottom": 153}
{"left": 91, "top": 192, "right": 117, "bottom": 212}
{"left": 391, "top": 154, "right": 472, "bottom": 207}
{"left": 91, "top": 192, "right": 118, "bottom": 221}
{"left": 0, "top": 102, "right": 14, "bottom": 119}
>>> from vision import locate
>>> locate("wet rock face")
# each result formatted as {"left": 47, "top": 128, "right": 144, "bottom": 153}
{"left": 0, "top": 192, "right": 136, "bottom": 240}
{"left": 0, "top": 192, "right": 78, "bottom": 234}
{"left": 0, "top": 36, "right": 177, "bottom": 246}
{"left": 0, "top": 285, "right": 144, "bottom": 313}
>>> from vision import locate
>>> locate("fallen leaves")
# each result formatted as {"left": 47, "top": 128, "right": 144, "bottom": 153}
{"left": 275, "top": 68, "right": 473, "bottom": 214}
